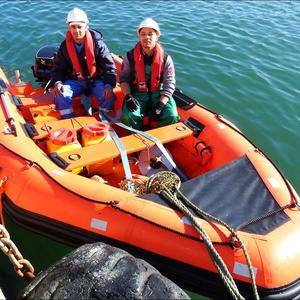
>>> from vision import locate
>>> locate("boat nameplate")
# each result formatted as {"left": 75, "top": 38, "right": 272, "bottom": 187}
{"left": 181, "top": 216, "right": 192, "bottom": 225}
{"left": 233, "top": 262, "right": 257, "bottom": 279}
{"left": 91, "top": 218, "right": 107, "bottom": 231}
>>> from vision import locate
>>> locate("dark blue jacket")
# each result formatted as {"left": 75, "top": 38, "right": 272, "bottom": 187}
{"left": 51, "top": 29, "right": 116, "bottom": 87}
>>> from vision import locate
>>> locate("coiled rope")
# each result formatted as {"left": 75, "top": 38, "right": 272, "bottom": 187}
{"left": 146, "top": 171, "right": 259, "bottom": 300}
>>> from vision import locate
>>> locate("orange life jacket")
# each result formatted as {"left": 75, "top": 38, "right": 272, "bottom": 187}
{"left": 66, "top": 30, "right": 96, "bottom": 80}
{"left": 133, "top": 42, "right": 164, "bottom": 92}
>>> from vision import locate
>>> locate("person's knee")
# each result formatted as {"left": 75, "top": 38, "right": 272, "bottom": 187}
{"left": 170, "top": 115, "right": 180, "bottom": 124}
{"left": 157, "top": 115, "right": 179, "bottom": 127}
{"left": 55, "top": 95, "right": 70, "bottom": 109}
{"left": 55, "top": 95, "right": 75, "bottom": 119}
{"left": 121, "top": 112, "right": 143, "bottom": 130}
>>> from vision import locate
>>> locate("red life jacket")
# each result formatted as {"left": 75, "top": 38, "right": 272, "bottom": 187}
{"left": 133, "top": 42, "right": 164, "bottom": 92}
{"left": 66, "top": 30, "right": 96, "bottom": 80}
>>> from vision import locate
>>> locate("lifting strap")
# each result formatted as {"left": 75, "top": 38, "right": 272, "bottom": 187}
{"left": 99, "top": 112, "right": 132, "bottom": 182}
{"left": 99, "top": 110, "right": 188, "bottom": 182}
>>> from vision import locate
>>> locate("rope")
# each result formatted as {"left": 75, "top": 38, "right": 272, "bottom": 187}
{"left": 72, "top": 117, "right": 85, "bottom": 129}
{"left": 236, "top": 203, "right": 291, "bottom": 232}
{"left": 177, "top": 189, "right": 260, "bottom": 300}
{"left": 146, "top": 171, "right": 260, "bottom": 300}
{"left": 132, "top": 133, "right": 152, "bottom": 167}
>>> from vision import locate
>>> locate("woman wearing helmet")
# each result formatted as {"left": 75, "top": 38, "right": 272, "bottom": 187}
{"left": 120, "top": 18, "right": 179, "bottom": 130}
{"left": 51, "top": 8, "right": 116, "bottom": 119}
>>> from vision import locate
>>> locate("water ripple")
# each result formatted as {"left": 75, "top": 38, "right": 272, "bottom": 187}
{"left": 0, "top": 0, "right": 299, "bottom": 190}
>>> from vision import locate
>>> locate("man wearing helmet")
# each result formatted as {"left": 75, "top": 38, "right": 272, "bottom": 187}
{"left": 120, "top": 18, "right": 179, "bottom": 130}
{"left": 52, "top": 8, "right": 116, "bottom": 119}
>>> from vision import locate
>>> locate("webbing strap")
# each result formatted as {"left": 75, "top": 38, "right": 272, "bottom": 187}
{"left": 100, "top": 111, "right": 188, "bottom": 182}
{"left": 99, "top": 112, "right": 132, "bottom": 180}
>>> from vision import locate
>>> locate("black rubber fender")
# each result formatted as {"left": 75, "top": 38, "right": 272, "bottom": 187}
{"left": 17, "top": 242, "right": 190, "bottom": 299}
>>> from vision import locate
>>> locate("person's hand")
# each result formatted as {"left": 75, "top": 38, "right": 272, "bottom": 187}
{"left": 124, "top": 94, "right": 139, "bottom": 112}
{"left": 154, "top": 101, "right": 165, "bottom": 117}
{"left": 53, "top": 82, "right": 64, "bottom": 98}
{"left": 103, "top": 87, "right": 114, "bottom": 100}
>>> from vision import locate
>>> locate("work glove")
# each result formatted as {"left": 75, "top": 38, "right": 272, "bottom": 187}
{"left": 125, "top": 94, "right": 139, "bottom": 112}
{"left": 154, "top": 101, "right": 166, "bottom": 117}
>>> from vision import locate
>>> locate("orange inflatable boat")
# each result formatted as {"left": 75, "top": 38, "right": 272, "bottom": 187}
{"left": 0, "top": 47, "right": 299, "bottom": 299}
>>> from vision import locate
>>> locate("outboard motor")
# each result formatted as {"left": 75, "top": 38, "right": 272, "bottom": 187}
{"left": 32, "top": 45, "right": 59, "bottom": 85}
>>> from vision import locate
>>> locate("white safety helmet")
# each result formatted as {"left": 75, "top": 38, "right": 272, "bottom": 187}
{"left": 66, "top": 8, "right": 89, "bottom": 25}
{"left": 137, "top": 18, "right": 160, "bottom": 36}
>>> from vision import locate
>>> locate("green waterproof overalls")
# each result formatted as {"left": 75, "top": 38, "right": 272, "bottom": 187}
{"left": 121, "top": 60, "right": 179, "bottom": 130}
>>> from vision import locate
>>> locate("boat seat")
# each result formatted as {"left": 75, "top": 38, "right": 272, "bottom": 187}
{"left": 17, "top": 92, "right": 54, "bottom": 107}
{"left": 16, "top": 85, "right": 123, "bottom": 107}
{"left": 30, "top": 116, "right": 99, "bottom": 140}
{"left": 49, "top": 122, "right": 193, "bottom": 172}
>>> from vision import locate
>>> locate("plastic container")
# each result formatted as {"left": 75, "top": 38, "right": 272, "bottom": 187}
{"left": 47, "top": 128, "right": 82, "bottom": 174}
{"left": 82, "top": 122, "right": 113, "bottom": 176}
{"left": 81, "top": 121, "right": 110, "bottom": 146}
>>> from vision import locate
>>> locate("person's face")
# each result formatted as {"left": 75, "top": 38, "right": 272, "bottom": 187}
{"left": 68, "top": 23, "right": 87, "bottom": 43}
{"left": 139, "top": 27, "right": 158, "bottom": 52}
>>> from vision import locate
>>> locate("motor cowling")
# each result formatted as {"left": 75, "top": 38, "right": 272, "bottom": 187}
{"left": 32, "top": 45, "right": 59, "bottom": 84}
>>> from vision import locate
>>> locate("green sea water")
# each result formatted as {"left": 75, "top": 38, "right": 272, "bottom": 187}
{"left": 0, "top": 0, "right": 299, "bottom": 298}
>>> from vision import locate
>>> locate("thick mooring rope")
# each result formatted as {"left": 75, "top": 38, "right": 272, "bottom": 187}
{"left": 146, "top": 171, "right": 259, "bottom": 300}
